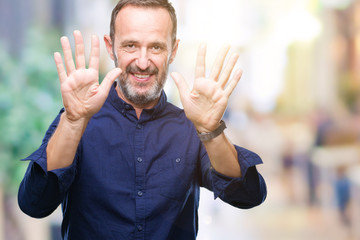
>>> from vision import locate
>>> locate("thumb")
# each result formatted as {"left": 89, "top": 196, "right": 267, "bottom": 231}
{"left": 99, "top": 68, "right": 122, "bottom": 94}
{"left": 171, "top": 72, "right": 190, "bottom": 98}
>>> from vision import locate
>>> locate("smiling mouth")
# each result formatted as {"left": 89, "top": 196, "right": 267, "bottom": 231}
{"left": 133, "top": 73, "right": 151, "bottom": 79}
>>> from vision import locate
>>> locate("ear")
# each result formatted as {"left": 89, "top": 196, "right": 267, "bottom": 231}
{"left": 104, "top": 34, "right": 115, "bottom": 60}
{"left": 169, "top": 39, "right": 180, "bottom": 64}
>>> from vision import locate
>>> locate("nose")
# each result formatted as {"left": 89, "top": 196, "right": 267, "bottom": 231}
{"left": 135, "top": 47, "right": 150, "bottom": 70}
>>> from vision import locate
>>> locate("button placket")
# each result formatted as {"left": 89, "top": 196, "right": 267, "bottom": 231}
{"left": 134, "top": 120, "right": 145, "bottom": 239}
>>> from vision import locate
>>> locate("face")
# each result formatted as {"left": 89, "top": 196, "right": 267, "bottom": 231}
{"left": 105, "top": 6, "right": 179, "bottom": 108}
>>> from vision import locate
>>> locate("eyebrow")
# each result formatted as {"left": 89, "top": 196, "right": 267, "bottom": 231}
{"left": 120, "top": 39, "right": 168, "bottom": 49}
{"left": 150, "top": 41, "right": 167, "bottom": 49}
{"left": 120, "top": 39, "right": 139, "bottom": 45}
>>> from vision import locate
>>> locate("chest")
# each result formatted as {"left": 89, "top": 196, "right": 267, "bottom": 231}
{"left": 74, "top": 114, "right": 201, "bottom": 201}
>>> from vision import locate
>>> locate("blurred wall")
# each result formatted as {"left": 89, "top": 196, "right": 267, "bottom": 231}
{"left": 3, "top": 0, "right": 360, "bottom": 240}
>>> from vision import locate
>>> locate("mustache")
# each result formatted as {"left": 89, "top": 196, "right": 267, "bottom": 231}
{"left": 126, "top": 64, "right": 159, "bottom": 75}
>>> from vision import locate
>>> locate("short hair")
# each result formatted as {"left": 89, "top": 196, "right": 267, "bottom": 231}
{"left": 109, "top": 0, "right": 177, "bottom": 45}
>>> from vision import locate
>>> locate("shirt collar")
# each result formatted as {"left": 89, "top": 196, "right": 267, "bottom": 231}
{"left": 109, "top": 82, "right": 167, "bottom": 121}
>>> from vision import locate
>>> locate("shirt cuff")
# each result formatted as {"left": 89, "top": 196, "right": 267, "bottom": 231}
{"left": 211, "top": 145, "right": 263, "bottom": 199}
{"left": 22, "top": 143, "right": 76, "bottom": 194}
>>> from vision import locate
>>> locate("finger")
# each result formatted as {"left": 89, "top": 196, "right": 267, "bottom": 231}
{"left": 195, "top": 43, "right": 207, "bottom": 79}
{"left": 74, "top": 30, "right": 86, "bottom": 69}
{"left": 224, "top": 68, "right": 243, "bottom": 97}
{"left": 88, "top": 35, "right": 100, "bottom": 70}
{"left": 209, "top": 45, "right": 230, "bottom": 81}
{"left": 218, "top": 52, "right": 239, "bottom": 88}
{"left": 60, "top": 36, "right": 76, "bottom": 74}
{"left": 171, "top": 72, "right": 190, "bottom": 99}
{"left": 54, "top": 52, "right": 67, "bottom": 84}
{"left": 98, "top": 68, "right": 122, "bottom": 94}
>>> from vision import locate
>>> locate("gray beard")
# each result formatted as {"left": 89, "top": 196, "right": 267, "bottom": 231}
{"left": 113, "top": 50, "right": 169, "bottom": 107}
{"left": 117, "top": 70, "right": 167, "bottom": 107}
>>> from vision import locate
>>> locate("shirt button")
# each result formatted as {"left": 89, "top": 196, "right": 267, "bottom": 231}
{"left": 176, "top": 158, "right": 181, "bottom": 163}
{"left": 137, "top": 191, "right": 143, "bottom": 197}
{"left": 136, "top": 124, "right": 142, "bottom": 129}
{"left": 137, "top": 225, "right": 143, "bottom": 232}
{"left": 137, "top": 157, "right": 143, "bottom": 163}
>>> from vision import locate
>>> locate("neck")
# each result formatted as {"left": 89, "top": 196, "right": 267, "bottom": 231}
{"left": 115, "top": 85, "right": 159, "bottom": 119}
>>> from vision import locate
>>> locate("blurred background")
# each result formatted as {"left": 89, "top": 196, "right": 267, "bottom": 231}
{"left": 1, "top": 0, "right": 360, "bottom": 239}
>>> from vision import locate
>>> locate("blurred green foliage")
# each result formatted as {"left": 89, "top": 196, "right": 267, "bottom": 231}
{"left": 0, "top": 27, "right": 63, "bottom": 194}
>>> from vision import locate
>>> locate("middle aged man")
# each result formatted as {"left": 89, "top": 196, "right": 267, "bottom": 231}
{"left": 18, "top": 0, "right": 267, "bottom": 239}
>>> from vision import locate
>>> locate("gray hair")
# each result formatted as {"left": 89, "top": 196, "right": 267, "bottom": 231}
{"left": 109, "top": 0, "right": 177, "bottom": 46}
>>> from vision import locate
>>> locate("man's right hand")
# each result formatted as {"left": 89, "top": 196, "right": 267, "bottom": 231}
{"left": 46, "top": 30, "right": 121, "bottom": 171}
{"left": 54, "top": 30, "right": 121, "bottom": 123}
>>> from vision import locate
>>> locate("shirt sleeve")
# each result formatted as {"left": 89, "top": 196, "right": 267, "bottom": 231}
{"left": 18, "top": 109, "right": 77, "bottom": 218}
{"left": 200, "top": 145, "right": 267, "bottom": 209}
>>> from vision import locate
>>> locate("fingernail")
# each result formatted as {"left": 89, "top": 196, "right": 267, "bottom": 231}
{"left": 223, "top": 44, "right": 231, "bottom": 51}
{"left": 232, "top": 52, "right": 240, "bottom": 59}
{"left": 170, "top": 72, "right": 177, "bottom": 79}
{"left": 60, "top": 36, "right": 67, "bottom": 44}
{"left": 236, "top": 68, "right": 243, "bottom": 76}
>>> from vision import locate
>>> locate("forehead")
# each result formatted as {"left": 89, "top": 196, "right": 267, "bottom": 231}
{"left": 114, "top": 6, "right": 173, "bottom": 43}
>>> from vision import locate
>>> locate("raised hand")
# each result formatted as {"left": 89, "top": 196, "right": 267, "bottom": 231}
{"left": 171, "top": 44, "right": 242, "bottom": 133}
{"left": 54, "top": 30, "right": 121, "bottom": 122}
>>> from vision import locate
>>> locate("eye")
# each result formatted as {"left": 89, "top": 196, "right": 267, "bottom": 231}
{"left": 122, "top": 43, "right": 137, "bottom": 53}
{"left": 151, "top": 45, "right": 164, "bottom": 54}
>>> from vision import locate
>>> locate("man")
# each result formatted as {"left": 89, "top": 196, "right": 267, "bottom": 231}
{"left": 18, "top": 0, "right": 267, "bottom": 239}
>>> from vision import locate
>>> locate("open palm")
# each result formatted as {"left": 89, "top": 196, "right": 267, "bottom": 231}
{"left": 54, "top": 31, "right": 121, "bottom": 122}
{"left": 171, "top": 44, "right": 242, "bottom": 133}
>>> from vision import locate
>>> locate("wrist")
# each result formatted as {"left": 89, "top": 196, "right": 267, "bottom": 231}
{"left": 62, "top": 113, "right": 89, "bottom": 132}
{"left": 194, "top": 119, "right": 222, "bottom": 133}
{"left": 197, "top": 120, "right": 226, "bottom": 142}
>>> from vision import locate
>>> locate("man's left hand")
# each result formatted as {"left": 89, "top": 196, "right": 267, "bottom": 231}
{"left": 171, "top": 44, "right": 242, "bottom": 133}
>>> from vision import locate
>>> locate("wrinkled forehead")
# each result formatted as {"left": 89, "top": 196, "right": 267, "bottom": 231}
{"left": 114, "top": 6, "right": 173, "bottom": 43}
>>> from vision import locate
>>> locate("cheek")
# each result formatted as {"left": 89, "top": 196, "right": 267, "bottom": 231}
{"left": 152, "top": 55, "right": 170, "bottom": 71}
{"left": 116, "top": 53, "right": 135, "bottom": 68}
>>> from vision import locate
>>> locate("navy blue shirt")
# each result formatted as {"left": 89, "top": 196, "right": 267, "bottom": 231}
{"left": 18, "top": 84, "right": 266, "bottom": 240}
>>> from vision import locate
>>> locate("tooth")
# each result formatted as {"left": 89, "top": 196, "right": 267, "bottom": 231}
{"left": 134, "top": 74, "right": 150, "bottom": 78}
